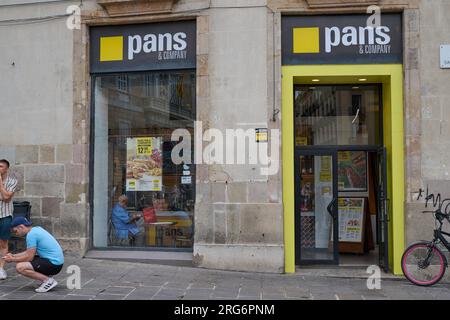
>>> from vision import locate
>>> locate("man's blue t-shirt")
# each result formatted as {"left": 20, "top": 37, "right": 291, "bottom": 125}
{"left": 26, "top": 227, "right": 64, "bottom": 266}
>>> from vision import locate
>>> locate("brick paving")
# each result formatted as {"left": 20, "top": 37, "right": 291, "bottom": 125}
{"left": 0, "top": 256, "right": 448, "bottom": 300}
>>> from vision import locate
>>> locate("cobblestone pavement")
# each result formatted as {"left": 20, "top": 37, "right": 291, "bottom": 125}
{"left": 0, "top": 257, "right": 449, "bottom": 300}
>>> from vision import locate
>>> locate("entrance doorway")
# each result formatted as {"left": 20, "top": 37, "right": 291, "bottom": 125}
{"left": 293, "top": 85, "right": 389, "bottom": 271}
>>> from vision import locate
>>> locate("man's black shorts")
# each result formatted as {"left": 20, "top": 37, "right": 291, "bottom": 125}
{"left": 31, "top": 256, "right": 63, "bottom": 276}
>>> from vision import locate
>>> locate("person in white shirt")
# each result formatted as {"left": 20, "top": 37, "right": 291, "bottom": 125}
{"left": 0, "top": 159, "right": 18, "bottom": 280}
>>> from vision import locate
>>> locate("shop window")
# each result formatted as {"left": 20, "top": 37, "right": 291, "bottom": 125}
{"left": 294, "top": 85, "right": 381, "bottom": 146}
{"left": 93, "top": 70, "right": 196, "bottom": 249}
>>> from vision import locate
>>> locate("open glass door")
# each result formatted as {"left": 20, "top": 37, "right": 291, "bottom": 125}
{"left": 377, "top": 147, "right": 389, "bottom": 272}
{"left": 295, "top": 149, "right": 338, "bottom": 265}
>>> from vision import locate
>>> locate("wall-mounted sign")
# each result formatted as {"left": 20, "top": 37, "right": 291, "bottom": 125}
{"left": 282, "top": 14, "right": 403, "bottom": 65}
{"left": 255, "top": 128, "right": 268, "bottom": 143}
{"left": 441, "top": 45, "right": 450, "bottom": 69}
{"left": 90, "top": 21, "right": 196, "bottom": 73}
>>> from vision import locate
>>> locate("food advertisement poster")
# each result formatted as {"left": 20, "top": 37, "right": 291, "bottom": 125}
{"left": 338, "top": 151, "right": 367, "bottom": 191}
{"left": 338, "top": 198, "right": 364, "bottom": 243}
{"left": 126, "top": 137, "right": 163, "bottom": 191}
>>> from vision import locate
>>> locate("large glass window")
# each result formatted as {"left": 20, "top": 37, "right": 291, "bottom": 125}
{"left": 294, "top": 85, "right": 381, "bottom": 146}
{"left": 93, "top": 70, "right": 196, "bottom": 249}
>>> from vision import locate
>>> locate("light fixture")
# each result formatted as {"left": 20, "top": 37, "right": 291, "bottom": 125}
{"left": 358, "top": 78, "right": 367, "bottom": 82}
{"left": 352, "top": 86, "right": 360, "bottom": 90}
{"left": 312, "top": 79, "right": 320, "bottom": 82}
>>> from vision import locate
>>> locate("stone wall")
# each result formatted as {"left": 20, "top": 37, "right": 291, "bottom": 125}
{"left": 406, "top": 0, "right": 450, "bottom": 243}
{"left": 1, "top": 143, "right": 88, "bottom": 254}
{"left": 0, "top": 0, "right": 91, "bottom": 255}
{"left": 192, "top": 1, "right": 284, "bottom": 273}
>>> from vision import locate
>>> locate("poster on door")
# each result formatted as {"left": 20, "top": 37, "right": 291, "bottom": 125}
{"left": 338, "top": 198, "right": 364, "bottom": 243}
{"left": 338, "top": 151, "right": 367, "bottom": 191}
{"left": 126, "top": 137, "right": 163, "bottom": 191}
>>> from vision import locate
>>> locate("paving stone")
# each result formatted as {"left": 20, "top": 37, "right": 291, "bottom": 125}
{"left": 125, "top": 287, "right": 160, "bottom": 300}
{"left": 0, "top": 286, "right": 20, "bottom": 294}
{"left": 94, "top": 294, "right": 126, "bottom": 300}
{"left": 153, "top": 288, "right": 185, "bottom": 300}
{"left": 164, "top": 282, "right": 191, "bottom": 290}
{"left": 182, "top": 295, "right": 212, "bottom": 300}
{"left": 2, "top": 292, "right": 36, "bottom": 300}
{"left": 64, "top": 294, "right": 95, "bottom": 300}
{"left": 239, "top": 287, "right": 262, "bottom": 297}
{"left": 31, "top": 293, "right": 65, "bottom": 300}
{"left": 262, "top": 294, "right": 285, "bottom": 300}
{"left": 334, "top": 293, "right": 364, "bottom": 300}
{"left": 211, "top": 288, "right": 239, "bottom": 299}
{"left": 310, "top": 293, "right": 338, "bottom": 300}
{"left": 182, "top": 289, "right": 213, "bottom": 300}
{"left": 99, "top": 286, "right": 135, "bottom": 295}
{"left": 237, "top": 296, "right": 260, "bottom": 300}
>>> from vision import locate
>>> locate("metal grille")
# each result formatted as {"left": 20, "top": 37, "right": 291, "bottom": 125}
{"left": 301, "top": 216, "right": 315, "bottom": 248}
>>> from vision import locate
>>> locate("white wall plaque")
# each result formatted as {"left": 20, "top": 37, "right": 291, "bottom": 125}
{"left": 441, "top": 45, "right": 450, "bottom": 69}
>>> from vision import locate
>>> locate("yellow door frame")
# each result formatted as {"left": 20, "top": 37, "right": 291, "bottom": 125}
{"left": 282, "top": 64, "right": 405, "bottom": 275}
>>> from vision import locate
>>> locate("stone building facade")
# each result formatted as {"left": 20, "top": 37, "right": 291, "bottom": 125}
{"left": 0, "top": 0, "right": 449, "bottom": 274}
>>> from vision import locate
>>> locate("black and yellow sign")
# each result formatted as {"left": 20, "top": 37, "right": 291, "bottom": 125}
{"left": 90, "top": 21, "right": 196, "bottom": 73}
{"left": 255, "top": 128, "right": 268, "bottom": 143}
{"left": 282, "top": 14, "right": 402, "bottom": 65}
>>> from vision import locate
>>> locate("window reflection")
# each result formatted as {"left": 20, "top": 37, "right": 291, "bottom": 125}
{"left": 294, "top": 85, "right": 380, "bottom": 146}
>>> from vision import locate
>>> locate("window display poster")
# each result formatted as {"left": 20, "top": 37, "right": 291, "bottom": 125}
{"left": 338, "top": 198, "right": 364, "bottom": 243}
{"left": 319, "top": 156, "right": 332, "bottom": 182}
{"left": 126, "top": 137, "right": 163, "bottom": 191}
{"left": 338, "top": 151, "right": 367, "bottom": 191}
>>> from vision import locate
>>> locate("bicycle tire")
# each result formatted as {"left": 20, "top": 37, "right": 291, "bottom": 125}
{"left": 401, "top": 241, "right": 446, "bottom": 286}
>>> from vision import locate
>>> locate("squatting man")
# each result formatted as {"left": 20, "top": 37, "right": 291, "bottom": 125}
{"left": 2, "top": 217, "right": 65, "bottom": 293}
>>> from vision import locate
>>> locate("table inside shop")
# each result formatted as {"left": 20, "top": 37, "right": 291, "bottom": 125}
{"left": 144, "top": 221, "right": 177, "bottom": 247}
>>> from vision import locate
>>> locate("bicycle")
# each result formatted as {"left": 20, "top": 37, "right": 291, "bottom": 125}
{"left": 402, "top": 206, "right": 450, "bottom": 286}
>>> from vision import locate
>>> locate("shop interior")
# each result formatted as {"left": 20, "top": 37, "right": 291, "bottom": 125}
{"left": 294, "top": 84, "right": 386, "bottom": 266}
{"left": 92, "top": 70, "right": 196, "bottom": 250}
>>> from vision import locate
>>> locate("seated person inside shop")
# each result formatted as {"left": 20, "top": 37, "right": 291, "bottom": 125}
{"left": 111, "top": 195, "right": 145, "bottom": 246}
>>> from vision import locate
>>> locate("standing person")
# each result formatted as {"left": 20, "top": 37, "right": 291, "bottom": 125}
{"left": 3, "top": 217, "right": 64, "bottom": 293}
{"left": 0, "top": 159, "right": 18, "bottom": 280}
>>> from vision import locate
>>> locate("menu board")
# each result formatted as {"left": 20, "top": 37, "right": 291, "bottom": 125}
{"left": 338, "top": 198, "right": 365, "bottom": 243}
{"left": 338, "top": 151, "right": 367, "bottom": 191}
{"left": 126, "top": 137, "right": 162, "bottom": 191}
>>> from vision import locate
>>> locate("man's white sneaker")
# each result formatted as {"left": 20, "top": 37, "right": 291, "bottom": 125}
{"left": 35, "top": 278, "right": 57, "bottom": 293}
{"left": 0, "top": 268, "right": 7, "bottom": 280}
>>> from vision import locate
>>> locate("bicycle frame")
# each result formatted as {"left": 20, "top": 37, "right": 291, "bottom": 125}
{"left": 434, "top": 229, "right": 450, "bottom": 252}
{"left": 424, "top": 215, "right": 450, "bottom": 268}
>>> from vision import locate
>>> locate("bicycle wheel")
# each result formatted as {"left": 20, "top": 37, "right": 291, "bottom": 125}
{"left": 401, "top": 242, "right": 446, "bottom": 286}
